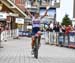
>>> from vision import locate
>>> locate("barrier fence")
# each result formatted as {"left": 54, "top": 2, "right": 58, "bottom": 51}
{"left": 44, "top": 31, "right": 75, "bottom": 48}
{"left": 68, "top": 31, "right": 75, "bottom": 48}
{"left": 0, "top": 29, "right": 19, "bottom": 42}
{"left": 19, "top": 31, "right": 32, "bottom": 37}
{"left": 1, "top": 29, "right": 75, "bottom": 49}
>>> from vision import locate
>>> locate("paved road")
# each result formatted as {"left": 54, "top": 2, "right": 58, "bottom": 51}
{"left": 0, "top": 37, "right": 75, "bottom": 63}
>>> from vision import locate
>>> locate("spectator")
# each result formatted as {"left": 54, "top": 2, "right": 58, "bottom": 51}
{"left": 65, "top": 25, "right": 71, "bottom": 34}
{"left": 73, "top": 25, "right": 75, "bottom": 30}
{"left": 53, "top": 24, "right": 60, "bottom": 32}
{"left": 61, "top": 25, "right": 66, "bottom": 32}
{"left": 49, "top": 22, "right": 54, "bottom": 32}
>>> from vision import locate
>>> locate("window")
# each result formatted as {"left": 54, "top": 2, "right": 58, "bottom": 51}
{"left": 21, "top": 0, "right": 25, "bottom": 4}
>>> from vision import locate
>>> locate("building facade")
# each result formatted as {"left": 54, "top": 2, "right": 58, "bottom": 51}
{"left": 0, "top": 1, "right": 14, "bottom": 31}
{"left": 10, "top": 0, "right": 60, "bottom": 31}
{"left": 11, "top": 0, "right": 25, "bottom": 12}
{"left": 0, "top": 0, "right": 27, "bottom": 31}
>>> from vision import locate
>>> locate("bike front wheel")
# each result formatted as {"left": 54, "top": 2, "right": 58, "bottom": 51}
{"left": 34, "top": 37, "right": 39, "bottom": 59}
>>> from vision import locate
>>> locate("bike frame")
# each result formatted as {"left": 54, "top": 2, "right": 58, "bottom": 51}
{"left": 33, "top": 34, "right": 41, "bottom": 59}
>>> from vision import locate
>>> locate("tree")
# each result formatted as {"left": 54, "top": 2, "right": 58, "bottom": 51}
{"left": 61, "top": 14, "right": 72, "bottom": 26}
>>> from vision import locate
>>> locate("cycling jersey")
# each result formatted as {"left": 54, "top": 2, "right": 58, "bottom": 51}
{"left": 32, "top": 16, "right": 41, "bottom": 35}
{"left": 32, "top": 16, "right": 41, "bottom": 28}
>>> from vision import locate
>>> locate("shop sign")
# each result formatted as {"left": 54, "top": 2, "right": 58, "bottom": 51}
{"left": 27, "top": 25, "right": 32, "bottom": 29}
{"left": 0, "top": 12, "right": 7, "bottom": 20}
{"left": 15, "top": 18, "right": 24, "bottom": 24}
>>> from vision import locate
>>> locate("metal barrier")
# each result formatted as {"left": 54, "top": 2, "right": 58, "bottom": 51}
{"left": 44, "top": 31, "right": 75, "bottom": 48}
{"left": 45, "top": 32, "right": 59, "bottom": 45}
{"left": 44, "top": 31, "right": 50, "bottom": 44}
{"left": 0, "top": 31, "right": 3, "bottom": 48}
{"left": 68, "top": 31, "right": 75, "bottom": 48}
{"left": 19, "top": 31, "right": 32, "bottom": 37}
{"left": 58, "top": 32, "right": 65, "bottom": 46}
{"left": 49, "top": 32, "right": 54, "bottom": 45}
{"left": 1, "top": 29, "right": 19, "bottom": 42}
{"left": 64, "top": 34, "right": 69, "bottom": 47}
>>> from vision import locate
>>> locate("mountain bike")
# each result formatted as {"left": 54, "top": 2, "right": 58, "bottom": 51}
{"left": 33, "top": 32, "right": 41, "bottom": 59}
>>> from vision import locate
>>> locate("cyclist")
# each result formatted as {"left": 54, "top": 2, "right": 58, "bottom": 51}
{"left": 25, "top": 7, "right": 48, "bottom": 53}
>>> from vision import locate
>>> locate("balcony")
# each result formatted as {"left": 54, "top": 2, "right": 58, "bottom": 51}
{"left": 10, "top": 0, "right": 60, "bottom": 8}
{"left": 24, "top": 0, "right": 38, "bottom": 12}
{"left": 10, "top": 0, "right": 60, "bottom": 13}
{"left": 25, "top": 0, "right": 60, "bottom": 12}
{"left": 38, "top": 0, "right": 60, "bottom": 8}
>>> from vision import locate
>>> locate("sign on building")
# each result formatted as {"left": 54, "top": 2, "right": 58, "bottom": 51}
{"left": 15, "top": 18, "right": 24, "bottom": 24}
{"left": 0, "top": 12, "right": 7, "bottom": 20}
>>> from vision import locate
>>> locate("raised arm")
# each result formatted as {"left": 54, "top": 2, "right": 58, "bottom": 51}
{"left": 41, "top": 5, "right": 50, "bottom": 19}
{"left": 41, "top": 9, "right": 48, "bottom": 19}
{"left": 25, "top": 8, "right": 33, "bottom": 18}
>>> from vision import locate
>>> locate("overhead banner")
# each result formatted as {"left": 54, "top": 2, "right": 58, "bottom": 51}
{"left": 15, "top": 18, "right": 24, "bottom": 24}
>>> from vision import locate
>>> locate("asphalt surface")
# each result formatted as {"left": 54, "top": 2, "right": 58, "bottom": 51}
{"left": 0, "top": 37, "right": 75, "bottom": 63}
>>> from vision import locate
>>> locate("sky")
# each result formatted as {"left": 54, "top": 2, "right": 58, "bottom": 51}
{"left": 56, "top": 0, "right": 74, "bottom": 22}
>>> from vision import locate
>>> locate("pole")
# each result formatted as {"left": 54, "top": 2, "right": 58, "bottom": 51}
{"left": 0, "top": 28, "right": 3, "bottom": 48}
{"left": 54, "top": 13, "right": 56, "bottom": 25}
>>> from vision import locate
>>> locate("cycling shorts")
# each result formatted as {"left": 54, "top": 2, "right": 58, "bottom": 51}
{"left": 32, "top": 27, "right": 40, "bottom": 35}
